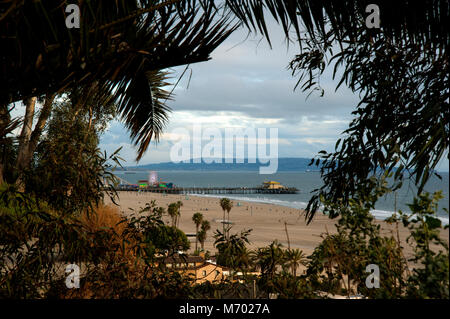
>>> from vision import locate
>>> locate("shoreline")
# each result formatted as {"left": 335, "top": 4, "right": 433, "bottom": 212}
{"left": 105, "top": 191, "right": 449, "bottom": 263}
{"left": 187, "top": 193, "right": 450, "bottom": 225}
{"left": 112, "top": 170, "right": 449, "bottom": 225}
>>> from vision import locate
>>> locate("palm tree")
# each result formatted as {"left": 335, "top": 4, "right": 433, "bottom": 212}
{"left": 226, "top": 201, "right": 233, "bottom": 223}
{"left": 168, "top": 203, "right": 178, "bottom": 227}
{"left": 201, "top": 219, "right": 211, "bottom": 233}
{"left": 192, "top": 212, "right": 204, "bottom": 252}
{"left": 197, "top": 220, "right": 211, "bottom": 250}
{"left": 0, "top": 1, "right": 238, "bottom": 181}
{"left": 224, "top": 1, "right": 447, "bottom": 50}
{"left": 175, "top": 201, "right": 183, "bottom": 228}
{"left": 285, "top": 248, "right": 307, "bottom": 277}
{"left": 219, "top": 198, "right": 233, "bottom": 237}
{"left": 198, "top": 220, "right": 211, "bottom": 251}
{"left": 214, "top": 228, "right": 252, "bottom": 275}
{"left": 254, "top": 241, "right": 285, "bottom": 278}
{"left": 197, "top": 230, "right": 207, "bottom": 251}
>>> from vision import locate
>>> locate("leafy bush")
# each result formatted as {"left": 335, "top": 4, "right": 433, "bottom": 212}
{"left": 0, "top": 184, "right": 99, "bottom": 298}
{"left": 305, "top": 175, "right": 449, "bottom": 299}
{"left": 401, "top": 192, "right": 449, "bottom": 298}
{"left": 214, "top": 228, "right": 252, "bottom": 271}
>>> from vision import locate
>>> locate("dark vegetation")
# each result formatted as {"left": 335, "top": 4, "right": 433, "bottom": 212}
{"left": 0, "top": 1, "right": 448, "bottom": 298}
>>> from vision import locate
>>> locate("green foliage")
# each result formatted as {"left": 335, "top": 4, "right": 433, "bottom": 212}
{"left": 400, "top": 192, "right": 449, "bottom": 298}
{"left": 251, "top": 241, "right": 312, "bottom": 297}
{"left": 225, "top": 1, "right": 448, "bottom": 50}
{"left": 3, "top": 180, "right": 446, "bottom": 299}
{"left": 219, "top": 198, "right": 233, "bottom": 214}
{"left": 284, "top": 248, "right": 307, "bottom": 277}
{"left": 63, "top": 202, "right": 195, "bottom": 299}
{"left": 253, "top": 241, "right": 285, "bottom": 278}
{"left": 197, "top": 219, "right": 211, "bottom": 251}
{"left": 1, "top": 1, "right": 238, "bottom": 160}
{"left": 219, "top": 197, "right": 233, "bottom": 236}
{"left": 0, "top": 192, "right": 195, "bottom": 298}
{"left": 192, "top": 212, "right": 203, "bottom": 251}
{"left": 264, "top": 273, "right": 317, "bottom": 299}
{"left": 1, "top": 1, "right": 448, "bottom": 299}
{"left": 222, "top": 1, "right": 449, "bottom": 224}
{"left": 0, "top": 107, "right": 20, "bottom": 184}
{"left": 0, "top": 185, "right": 105, "bottom": 298}
{"left": 306, "top": 178, "right": 449, "bottom": 299}
{"left": 167, "top": 201, "right": 183, "bottom": 227}
{"left": 304, "top": 24, "right": 449, "bottom": 221}
{"left": 123, "top": 202, "right": 190, "bottom": 260}
{"left": 306, "top": 175, "right": 408, "bottom": 297}
{"left": 23, "top": 93, "right": 120, "bottom": 214}
{"left": 222, "top": 1, "right": 449, "bottom": 223}
{"left": 214, "top": 228, "right": 252, "bottom": 271}
{"left": 191, "top": 279, "right": 262, "bottom": 299}
{"left": 192, "top": 212, "right": 204, "bottom": 228}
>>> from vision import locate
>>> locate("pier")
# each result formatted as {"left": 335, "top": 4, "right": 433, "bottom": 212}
{"left": 106, "top": 176, "right": 299, "bottom": 194}
{"left": 114, "top": 185, "right": 299, "bottom": 194}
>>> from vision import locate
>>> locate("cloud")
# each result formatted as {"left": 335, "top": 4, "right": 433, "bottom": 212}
{"left": 97, "top": 21, "right": 449, "bottom": 172}
{"left": 166, "top": 20, "right": 359, "bottom": 123}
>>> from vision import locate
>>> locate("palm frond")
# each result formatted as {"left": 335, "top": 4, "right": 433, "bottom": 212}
{"left": 0, "top": 0, "right": 238, "bottom": 159}
{"left": 118, "top": 69, "right": 172, "bottom": 161}
{"left": 225, "top": 0, "right": 449, "bottom": 52}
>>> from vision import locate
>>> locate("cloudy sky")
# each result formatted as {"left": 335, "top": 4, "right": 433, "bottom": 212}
{"left": 99, "top": 21, "right": 449, "bottom": 171}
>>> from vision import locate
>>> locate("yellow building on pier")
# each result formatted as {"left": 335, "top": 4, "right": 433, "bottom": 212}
{"left": 262, "top": 181, "right": 286, "bottom": 190}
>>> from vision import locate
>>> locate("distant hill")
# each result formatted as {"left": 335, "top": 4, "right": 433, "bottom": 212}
{"left": 119, "top": 157, "right": 319, "bottom": 171}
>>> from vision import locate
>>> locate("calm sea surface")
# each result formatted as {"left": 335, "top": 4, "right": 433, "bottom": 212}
{"left": 113, "top": 170, "right": 449, "bottom": 224}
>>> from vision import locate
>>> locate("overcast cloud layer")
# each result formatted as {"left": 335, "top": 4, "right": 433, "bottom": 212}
{"left": 99, "top": 21, "right": 449, "bottom": 172}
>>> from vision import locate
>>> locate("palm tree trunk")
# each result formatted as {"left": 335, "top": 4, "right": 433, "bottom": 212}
{"left": 15, "top": 96, "right": 37, "bottom": 189}
{"left": 28, "top": 93, "right": 54, "bottom": 156}
{"left": 226, "top": 210, "right": 230, "bottom": 239}
{"left": 176, "top": 206, "right": 181, "bottom": 228}
{"left": 195, "top": 225, "right": 199, "bottom": 252}
{"left": 15, "top": 94, "right": 55, "bottom": 188}
{"left": 222, "top": 209, "right": 225, "bottom": 234}
{"left": 284, "top": 222, "right": 291, "bottom": 250}
{"left": 16, "top": 96, "right": 36, "bottom": 170}
{"left": 0, "top": 103, "right": 9, "bottom": 184}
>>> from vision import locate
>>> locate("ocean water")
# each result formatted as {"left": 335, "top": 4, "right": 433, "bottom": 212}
{"left": 113, "top": 170, "right": 449, "bottom": 225}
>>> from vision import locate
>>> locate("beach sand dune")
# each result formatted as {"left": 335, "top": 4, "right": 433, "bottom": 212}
{"left": 105, "top": 191, "right": 449, "bottom": 262}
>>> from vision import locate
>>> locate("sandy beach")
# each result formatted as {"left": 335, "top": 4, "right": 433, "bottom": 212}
{"left": 105, "top": 191, "right": 449, "bottom": 262}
